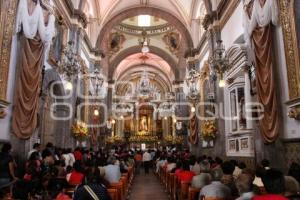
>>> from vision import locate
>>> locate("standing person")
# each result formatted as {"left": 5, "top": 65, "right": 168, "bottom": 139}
{"left": 143, "top": 150, "right": 152, "bottom": 174}
{"left": 0, "top": 143, "right": 17, "bottom": 188}
{"left": 27, "top": 143, "right": 41, "bottom": 160}
{"left": 134, "top": 151, "right": 142, "bottom": 174}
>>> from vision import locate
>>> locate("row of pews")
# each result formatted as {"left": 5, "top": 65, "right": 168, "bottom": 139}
{"left": 66, "top": 166, "right": 135, "bottom": 200}
{"left": 156, "top": 166, "right": 267, "bottom": 200}
{"left": 107, "top": 166, "right": 135, "bottom": 200}
{"left": 156, "top": 166, "right": 200, "bottom": 200}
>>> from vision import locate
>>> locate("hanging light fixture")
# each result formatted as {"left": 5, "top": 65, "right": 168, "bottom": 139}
{"left": 209, "top": 39, "right": 229, "bottom": 87}
{"left": 209, "top": 8, "right": 230, "bottom": 87}
{"left": 57, "top": 41, "right": 82, "bottom": 80}
{"left": 139, "top": 29, "right": 150, "bottom": 54}
{"left": 94, "top": 109, "right": 99, "bottom": 116}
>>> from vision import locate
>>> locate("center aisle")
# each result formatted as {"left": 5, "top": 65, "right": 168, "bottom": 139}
{"left": 128, "top": 171, "right": 169, "bottom": 200}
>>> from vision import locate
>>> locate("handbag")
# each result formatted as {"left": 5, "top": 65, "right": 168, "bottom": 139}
{"left": 84, "top": 185, "right": 100, "bottom": 200}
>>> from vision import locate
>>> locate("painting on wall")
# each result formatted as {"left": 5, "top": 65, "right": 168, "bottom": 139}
{"left": 241, "top": 138, "right": 249, "bottom": 150}
{"left": 229, "top": 139, "right": 236, "bottom": 151}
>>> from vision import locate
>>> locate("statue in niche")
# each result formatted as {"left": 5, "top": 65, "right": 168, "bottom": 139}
{"left": 139, "top": 116, "right": 148, "bottom": 132}
{"left": 239, "top": 97, "right": 247, "bottom": 129}
{"left": 108, "top": 32, "right": 125, "bottom": 55}
{"left": 11, "top": 0, "right": 56, "bottom": 139}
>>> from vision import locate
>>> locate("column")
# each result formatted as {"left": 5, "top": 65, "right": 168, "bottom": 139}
{"left": 243, "top": 65, "right": 254, "bottom": 130}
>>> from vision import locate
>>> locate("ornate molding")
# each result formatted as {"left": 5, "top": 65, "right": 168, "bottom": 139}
{"left": 288, "top": 105, "right": 300, "bottom": 120}
{"left": 0, "top": 99, "right": 10, "bottom": 119}
{"left": 0, "top": 0, "right": 18, "bottom": 101}
{"left": 279, "top": 0, "right": 300, "bottom": 100}
{"left": 115, "top": 23, "right": 174, "bottom": 36}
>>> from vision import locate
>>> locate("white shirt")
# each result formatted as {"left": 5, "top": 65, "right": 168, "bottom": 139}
{"left": 104, "top": 164, "right": 121, "bottom": 184}
{"left": 236, "top": 192, "right": 255, "bottom": 200}
{"left": 143, "top": 152, "right": 152, "bottom": 162}
{"left": 68, "top": 153, "right": 75, "bottom": 167}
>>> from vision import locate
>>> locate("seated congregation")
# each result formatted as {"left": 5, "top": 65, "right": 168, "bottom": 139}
{"left": 1, "top": 142, "right": 300, "bottom": 200}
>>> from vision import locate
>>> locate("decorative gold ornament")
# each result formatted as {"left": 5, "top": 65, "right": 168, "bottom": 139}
{"left": 288, "top": 106, "right": 300, "bottom": 120}
{"left": 0, "top": 0, "right": 18, "bottom": 101}
{"left": 279, "top": 0, "right": 300, "bottom": 100}
{"left": 0, "top": 108, "right": 7, "bottom": 119}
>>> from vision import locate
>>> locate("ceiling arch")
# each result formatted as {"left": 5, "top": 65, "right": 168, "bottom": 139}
{"left": 77, "top": 0, "right": 206, "bottom": 28}
{"left": 97, "top": 6, "right": 194, "bottom": 53}
{"left": 109, "top": 45, "right": 178, "bottom": 80}
{"left": 116, "top": 64, "right": 173, "bottom": 94}
{"left": 113, "top": 53, "right": 174, "bottom": 82}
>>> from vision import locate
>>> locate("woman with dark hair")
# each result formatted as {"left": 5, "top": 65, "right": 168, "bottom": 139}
{"left": 0, "top": 143, "right": 17, "bottom": 187}
{"left": 66, "top": 161, "right": 84, "bottom": 186}
{"left": 73, "top": 167, "right": 111, "bottom": 200}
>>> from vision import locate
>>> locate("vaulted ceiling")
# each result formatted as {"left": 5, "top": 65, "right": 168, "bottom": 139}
{"left": 74, "top": 0, "right": 208, "bottom": 31}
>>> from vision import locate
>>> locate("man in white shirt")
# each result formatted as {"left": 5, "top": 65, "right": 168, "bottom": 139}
{"left": 143, "top": 150, "right": 152, "bottom": 174}
{"left": 199, "top": 168, "right": 231, "bottom": 199}
{"left": 27, "top": 143, "right": 41, "bottom": 160}
{"left": 104, "top": 158, "right": 121, "bottom": 183}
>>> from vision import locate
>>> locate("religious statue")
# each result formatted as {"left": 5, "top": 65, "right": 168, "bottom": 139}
{"left": 243, "top": 0, "right": 279, "bottom": 142}
{"left": 11, "top": 0, "right": 56, "bottom": 139}
{"left": 239, "top": 97, "right": 246, "bottom": 129}
{"left": 139, "top": 116, "right": 148, "bottom": 132}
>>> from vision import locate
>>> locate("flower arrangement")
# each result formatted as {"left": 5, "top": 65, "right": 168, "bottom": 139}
{"left": 164, "top": 135, "right": 173, "bottom": 143}
{"left": 106, "top": 136, "right": 125, "bottom": 144}
{"left": 201, "top": 120, "right": 217, "bottom": 141}
{"left": 129, "top": 135, "right": 158, "bottom": 143}
{"left": 72, "top": 120, "right": 89, "bottom": 140}
{"left": 163, "top": 135, "right": 184, "bottom": 145}
{"left": 173, "top": 136, "right": 184, "bottom": 144}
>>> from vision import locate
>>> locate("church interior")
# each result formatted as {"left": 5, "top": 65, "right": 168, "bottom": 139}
{"left": 1, "top": 0, "right": 300, "bottom": 199}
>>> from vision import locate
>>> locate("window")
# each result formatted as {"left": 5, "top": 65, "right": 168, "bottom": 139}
{"left": 138, "top": 15, "right": 151, "bottom": 27}
{"left": 229, "top": 86, "right": 246, "bottom": 132}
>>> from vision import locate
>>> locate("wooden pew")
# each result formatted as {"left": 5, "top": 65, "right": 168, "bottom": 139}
{"left": 109, "top": 182, "right": 124, "bottom": 200}
{"left": 168, "top": 173, "right": 175, "bottom": 195}
{"left": 188, "top": 187, "right": 201, "bottom": 200}
{"left": 180, "top": 181, "right": 191, "bottom": 200}
{"left": 108, "top": 188, "right": 118, "bottom": 200}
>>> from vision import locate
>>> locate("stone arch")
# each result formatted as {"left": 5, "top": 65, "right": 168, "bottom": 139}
{"left": 97, "top": 7, "right": 193, "bottom": 50}
{"left": 116, "top": 64, "right": 173, "bottom": 92}
{"left": 42, "top": 69, "right": 66, "bottom": 96}
{"left": 97, "top": 7, "right": 194, "bottom": 81}
{"left": 39, "top": 69, "right": 71, "bottom": 148}
{"left": 109, "top": 46, "right": 178, "bottom": 80}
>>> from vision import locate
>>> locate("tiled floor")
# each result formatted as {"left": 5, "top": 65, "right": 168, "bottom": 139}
{"left": 128, "top": 171, "right": 169, "bottom": 200}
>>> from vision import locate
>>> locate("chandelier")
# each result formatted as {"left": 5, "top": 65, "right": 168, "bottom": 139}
{"left": 185, "top": 66, "right": 201, "bottom": 100}
{"left": 57, "top": 41, "right": 82, "bottom": 80}
{"left": 136, "top": 71, "right": 156, "bottom": 98}
{"left": 209, "top": 39, "right": 230, "bottom": 87}
{"left": 139, "top": 29, "right": 150, "bottom": 54}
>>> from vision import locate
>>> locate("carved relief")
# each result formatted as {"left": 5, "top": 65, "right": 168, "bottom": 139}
{"left": 0, "top": 0, "right": 18, "bottom": 101}
{"left": 108, "top": 32, "right": 125, "bottom": 55}
{"left": 163, "top": 31, "right": 181, "bottom": 56}
{"left": 279, "top": 0, "right": 300, "bottom": 100}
